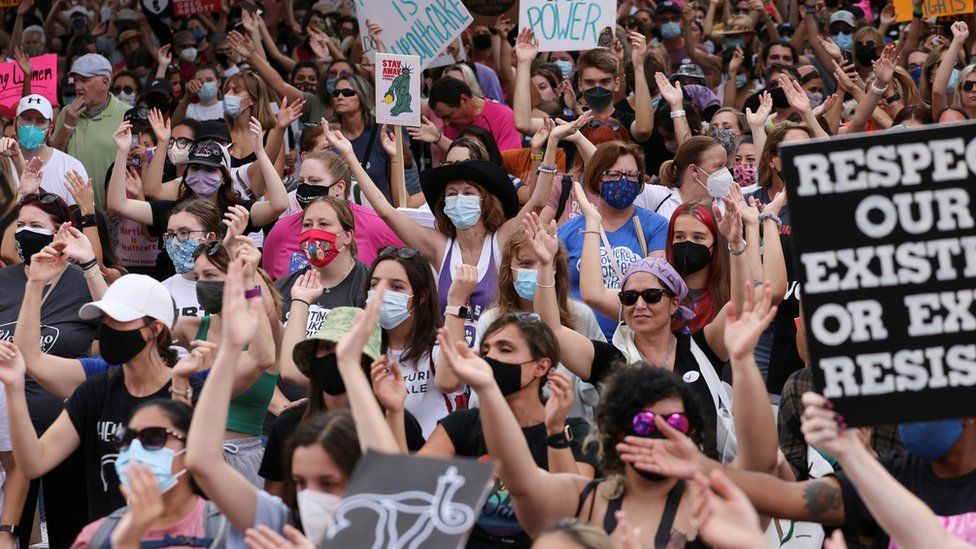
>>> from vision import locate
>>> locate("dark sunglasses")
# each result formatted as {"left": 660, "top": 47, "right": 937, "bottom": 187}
{"left": 332, "top": 88, "right": 357, "bottom": 98}
{"left": 586, "top": 118, "right": 622, "bottom": 131}
{"left": 883, "top": 93, "right": 901, "bottom": 104}
{"left": 377, "top": 246, "right": 420, "bottom": 260}
{"left": 618, "top": 288, "right": 672, "bottom": 306}
{"left": 115, "top": 426, "right": 185, "bottom": 450}
{"left": 196, "top": 241, "right": 223, "bottom": 257}
{"left": 112, "top": 85, "right": 136, "bottom": 95}
{"left": 962, "top": 81, "right": 976, "bottom": 92}
{"left": 631, "top": 411, "right": 690, "bottom": 437}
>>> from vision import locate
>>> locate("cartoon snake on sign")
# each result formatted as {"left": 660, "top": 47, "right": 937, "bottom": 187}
{"left": 382, "top": 65, "right": 413, "bottom": 117}
{"left": 326, "top": 466, "right": 476, "bottom": 549}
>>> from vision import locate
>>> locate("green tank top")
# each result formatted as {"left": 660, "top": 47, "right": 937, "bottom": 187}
{"left": 195, "top": 315, "right": 278, "bottom": 436}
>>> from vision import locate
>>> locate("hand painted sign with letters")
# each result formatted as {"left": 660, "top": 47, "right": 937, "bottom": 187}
{"left": 174, "top": 0, "right": 220, "bottom": 16}
{"left": 519, "top": 0, "right": 616, "bottom": 52}
{"left": 783, "top": 121, "right": 976, "bottom": 427}
{"left": 893, "top": 0, "right": 974, "bottom": 22}
{"left": 375, "top": 53, "right": 422, "bottom": 127}
{"left": 355, "top": 0, "right": 473, "bottom": 69}
{"left": 0, "top": 54, "right": 57, "bottom": 119}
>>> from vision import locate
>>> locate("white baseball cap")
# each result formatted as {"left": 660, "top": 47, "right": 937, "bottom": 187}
{"left": 79, "top": 274, "right": 177, "bottom": 328}
{"left": 16, "top": 94, "right": 53, "bottom": 120}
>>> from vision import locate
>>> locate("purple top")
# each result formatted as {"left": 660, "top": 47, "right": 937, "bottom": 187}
{"left": 436, "top": 234, "right": 500, "bottom": 347}
{"left": 475, "top": 62, "right": 506, "bottom": 104}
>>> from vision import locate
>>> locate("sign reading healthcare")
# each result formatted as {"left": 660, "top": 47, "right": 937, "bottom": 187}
{"left": 782, "top": 121, "right": 976, "bottom": 427}
{"left": 355, "top": 0, "right": 473, "bottom": 69}
{"left": 0, "top": 54, "right": 57, "bottom": 119}
{"left": 375, "top": 53, "right": 422, "bottom": 127}
{"left": 519, "top": 0, "right": 616, "bottom": 52}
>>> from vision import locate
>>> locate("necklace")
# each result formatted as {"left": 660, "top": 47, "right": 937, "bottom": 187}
{"left": 662, "top": 335, "right": 675, "bottom": 369}
{"left": 320, "top": 260, "right": 355, "bottom": 294}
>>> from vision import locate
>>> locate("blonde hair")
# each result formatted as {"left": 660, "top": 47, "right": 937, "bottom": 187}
{"left": 225, "top": 72, "right": 277, "bottom": 130}
{"left": 658, "top": 136, "right": 722, "bottom": 188}
{"left": 303, "top": 150, "right": 354, "bottom": 200}
{"left": 496, "top": 228, "right": 575, "bottom": 329}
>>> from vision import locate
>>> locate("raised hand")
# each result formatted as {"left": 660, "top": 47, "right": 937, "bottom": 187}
{"left": 0, "top": 137, "right": 20, "bottom": 159}
{"left": 764, "top": 187, "right": 787, "bottom": 216}
{"left": 550, "top": 112, "right": 588, "bottom": 142}
{"left": 226, "top": 30, "right": 254, "bottom": 60}
{"left": 221, "top": 204, "right": 250, "bottom": 251}
{"left": 406, "top": 116, "right": 441, "bottom": 144}
{"left": 777, "top": 75, "right": 811, "bottom": 115}
{"left": 570, "top": 180, "right": 601, "bottom": 224}
{"left": 818, "top": 35, "right": 842, "bottom": 61}
{"left": 124, "top": 167, "right": 144, "bottom": 199}
{"left": 522, "top": 211, "right": 559, "bottom": 266}
{"left": 113, "top": 122, "right": 134, "bottom": 154}
{"left": 872, "top": 43, "right": 897, "bottom": 87}
{"left": 13, "top": 45, "right": 32, "bottom": 77}
{"left": 307, "top": 26, "right": 331, "bottom": 61}
{"left": 714, "top": 196, "right": 743, "bottom": 245}
{"left": 812, "top": 92, "right": 839, "bottom": 118}
{"left": 447, "top": 264, "right": 479, "bottom": 306}
{"left": 616, "top": 414, "right": 703, "bottom": 479}
{"left": 629, "top": 30, "right": 647, "bottom": 66}
{"left": 157, "top": 44, "right": 173, "bottom": 69}
{"left": 221, "top": 258, "right": 264, "bottom": 348}
{"left": 724, "top": 281, "right": 777, "bottom": 361}
{"left": 800, "top": 391, "right": 859, "bottom": 461}
{"left": 148, "top": 108, "right": 171, "bottom": 143}
{"left": 319, "top": 120, "right": 355, "bottom": 159}
{"left": 233, "top": 236, "right": 261, "bottom": 286}
{"left": 53, "top": 222, "right": 95, "bottom": 264}
{"left": 366, "top": 19, "right": 385, "bottom": 52}
{"left": 493, "top": 16, "right": 514, "bottom": 37}
{"left": 436, "top": 328, "right": 493, "bottom": 390}
{"left": 172, "top": 340, "right": 218, "bottom": 378}
{"left": 544, "top": 370, "right": 574, "bottom": 434}
{"left": 276, "top": 96, "right": 306, "bottom": 130}
{"left": 615, "top": 510, "right": 644, "bottom": 549}
{"left": 529, "top": 116, "right": 554, "bottom": 150}
{"left": 240, "top": 8, "right": 260, "bottom": 35}
{"left": 64, "top": 171, "right": 95, "bottom": 215}
{"left": 655, "top": 72, "right": 684, "bottom": 108}
{"left": 113, "top": 463, "right": 166, "bottom": 548}
{"left": 27, "top": 242, "right": 68, "bottom": 284}
{"left": 0, "top": 341, "right": 27, "bottom": 387}
{"left": 515, "top": 27, "right": 539, "bottom": 64}
{"left": 244, "top": 524, "right": 315, "bottom": 549}
{"left": 951, "top": 21, "right": 969, "bottom": 43}
{"left": 19, "top": 156, "right": 44, "bottom": 196}
{"left": 879, "top": 4, "right": 896, "bottom": 27}
{"left": 248, "top": 116, "right": 266, "bottom": 157}
{"left": 691, "top": 470, "right": 765, "bottom": 549}
{"left": 379, "top": 125, "right": 397, "bottom": 157}
{"left": 371, "top": 355, "right": 407, "bottom": 413}
{"left": 290, "top": 269, "right": 324, "bottom": 304}
{"left": 728, "top": 46, "right": 744, "bottom": 76}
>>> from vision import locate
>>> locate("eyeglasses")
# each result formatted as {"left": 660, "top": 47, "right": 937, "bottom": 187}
{"left": 586, "top": 118, "right": 622, "bottom": 131}
{"left": 962, "top": 81, "right": 976, "bottom": 92}
{"left": 168, "top": 137, "right": 194, "bottom": 150}
{"left": 332, "top": 88, "right": 357, "bottom": 98}
{"left": 115, "top": 426, "right": 185, "bottom": 451}
{"left": 630, "top": 411, "right": 690, "bottom": 437}
{"left": 883, "top": 93, "right": 901, "bottom": 105}
{"left": 112, "top": 85, "right": 136, "bottom": 95}
{"left": 618, "top": 288, "right": 672, "bottom": 306}
{"left": 602, "top": 170, "right": 641, "bottom": 182}
{"left": 377, "top": 246, "right": 420, "bottom": 260}
{"left": 162, "top": 229, "right": 210, "bottom": 242}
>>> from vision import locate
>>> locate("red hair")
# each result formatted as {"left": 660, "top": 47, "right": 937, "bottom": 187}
{"left": 665, "top": 201, "right": 730, "bottom": 333}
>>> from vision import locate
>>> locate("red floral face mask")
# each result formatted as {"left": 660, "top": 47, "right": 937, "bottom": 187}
{"left": 299, "top": 228, "right": 343, "bottom": 267}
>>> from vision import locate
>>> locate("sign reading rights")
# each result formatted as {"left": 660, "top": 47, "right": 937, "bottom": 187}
{"left": 783, "top": 121, "right": 976, "bottom": 427}
{"left": 893, "top": 0, "right": 974, "bottom": 22}
{"left": 355, "top": 0, "right": 473, "bottom": 69}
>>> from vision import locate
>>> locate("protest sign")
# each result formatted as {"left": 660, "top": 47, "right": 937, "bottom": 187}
{"left": 375, "top": 53, "right": 421, "bottom": 127}
{"left": 354, "top": 0, "right": 473, "bottom": 69}
{"left": 0, "top": 0, "right": 20, "bottom": 7}
{"left": 142, "top": 0, "right": 174, "bottom": 17}
{"left": 519, "top": 0, "right": 616, "bottom": 52}
{"left": 0, "top": 54, "right": 57, "bottom": 119}
{"left": 174, "top": 0, "right": 220, "bottom": 16}
{"left": 462, "top": 0, "right": 519, "bottom": 25}
{"left": 782, "top": 121, "right": 976, "bottom": 427}
{"left": 893, "top": 0, "right": 974, "bottom": 21}
{"left": 324, "top": 451, "right": 492, "bottom": 548}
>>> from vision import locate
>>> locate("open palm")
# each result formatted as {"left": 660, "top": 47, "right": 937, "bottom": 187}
{"left": 724, "top": 282, "right": 777, "bottom": 361}
{"left": 522, "top": 212, "right": 559, "bottom": 266}
{"left": 436, "top": 328, "right": 493, "bottom": 390}
{"left": 0, "top": 341, "right": 26, "bottom": 386}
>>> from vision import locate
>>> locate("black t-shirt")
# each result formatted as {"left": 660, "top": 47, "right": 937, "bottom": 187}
{"left": 258, "top": 404, "right": 426, "bottom": 483}
{"left": 0, "top": 265, "right": 97, "bottom": 432}
{"left": 438, "top": 408, "right": 599, "bottom": 548}
{"left": 835, "top": 450, "right": 976, "bottom": 548}
{"left": 64, "top": 370, "right": 203, "bottom": 521}
{"left": 613, "top": 98, "right": 671, "bottom": 175}
{"left": 588, "top": 331, "right": 723, "bottom": 458}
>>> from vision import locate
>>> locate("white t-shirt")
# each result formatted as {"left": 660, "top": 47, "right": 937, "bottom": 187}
{"left": 0, "top": 384, "right": 10, "bottom": 513}
{"left": 185, "top": 101, "right": 225, "bottom": 122}
{"left": 163, "top": 274, "right": 205, "bottom": 318}
{"left": 11, "top": 149, "right": 89, "bottom": 206}
{"left": 387, "top": 344, "right": 465, "bottom": 438}
{"left": 635, "top": 184, "right": 682, "bottom": 222}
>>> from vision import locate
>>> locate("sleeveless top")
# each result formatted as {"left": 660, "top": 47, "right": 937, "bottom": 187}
{"left": 435, "top": 234, "right": 500, "bottom": 347}
{"left": 196, "top": 315, "right": 279, "bottom": 436}
{"left": 575, "top": 479, "right": 709, "bottom": 547}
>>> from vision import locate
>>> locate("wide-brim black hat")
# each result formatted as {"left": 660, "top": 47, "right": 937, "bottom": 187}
{"left": 420, "top": 160, "right": 519, "bottom": 220}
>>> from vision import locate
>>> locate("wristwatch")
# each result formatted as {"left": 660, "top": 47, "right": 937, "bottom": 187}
{"left": 80, "top": 213, "right": 97, "bottom": 228}
{"left": 0, "top": 525, "right": 21, "bottom": 538}
{"left": 445, "top": 305, "right": 469, "bottom": 319}
{"left": 547, "top": 425, "right": 574, "bottom": 449}
{"left": 169, "top": 385, "right": 193, "bottom": 399}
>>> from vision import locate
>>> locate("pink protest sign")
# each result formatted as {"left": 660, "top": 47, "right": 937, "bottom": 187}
{"left": 0, "top": 54, "right": 58, "bottom": 119}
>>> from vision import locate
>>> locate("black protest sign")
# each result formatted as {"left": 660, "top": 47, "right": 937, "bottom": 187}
{"left": 782, "top": 121, "right": 976, "bottom": 427}
{"left": 322, "top": 451, "right": 492, "bottom": 548}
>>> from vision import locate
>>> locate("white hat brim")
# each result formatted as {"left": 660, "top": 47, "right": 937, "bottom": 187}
{"left": 79, "top": 300, "right": 146, "bottom": 323}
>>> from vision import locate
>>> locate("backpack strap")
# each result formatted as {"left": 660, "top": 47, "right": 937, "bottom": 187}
{"left": 204, "top": 500, "right": 228, "bottom": 548}
{"left": 88, "top": 507, "right": 129, "bottom": 549}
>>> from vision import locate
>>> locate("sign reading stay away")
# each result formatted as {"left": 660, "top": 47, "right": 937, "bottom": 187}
{"left": 893, "top": 0, "right": 974, "bottom": 22}
{"left": 354, "top": 0, "right": 473, "bottom": 69}
{"left": 783, "top": 121, "right": 976, "bottom": 427}
{"left": 0, "top": 54, "right": 57, "bottom": 119}
{"left": 375, "top": 53, "right": 421, "bottom": 127}
{"left": 324, "top": 451, "right": 492, "bottom": 548}
{"left": 519, "top": 0, "right": 616, "bottom": 52}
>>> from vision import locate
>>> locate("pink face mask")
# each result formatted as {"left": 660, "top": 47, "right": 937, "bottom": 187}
{"left": 732, "top": 162, "right": 757, "bottom": 187}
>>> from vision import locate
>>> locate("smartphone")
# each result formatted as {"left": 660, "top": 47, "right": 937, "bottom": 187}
{"left": 842, "top": 49, "right": 852, "bottom": 65}
{"left": 598, "top": 27, "right": 613, "bottom": 48}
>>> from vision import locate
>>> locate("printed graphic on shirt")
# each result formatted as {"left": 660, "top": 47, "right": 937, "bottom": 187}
{"left": 577, "top": 245, "right": 642, "bottom": 290}
{"left": 179, "top": 306, "right": 202, "bottom": 317}
{"left": 0, "top": 322, "right": 60, "bottom": 352}
{"left": 288, "top": 251, "right": 311, "bottom": 275}
{"left": 285, "top": 305, "right": 332, "bottom": 338}
{"left": 97, "top": 420, "right": 123, "bottom": 491}
{"left": 463, "top": 303, "right": 485, "bottom": 348}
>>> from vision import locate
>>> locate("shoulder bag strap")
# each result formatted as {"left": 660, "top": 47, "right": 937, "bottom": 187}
{"left": 631, "top": 215, "right": 647, "bottom": 257}
{"left": 554, "top": 175, "right": 573, "bottom": 220}
{"left": 360, "top": 124, "right": 379, "bottom": 171}
{"left": 599, "top": 226, "right": 625, "bottom": 285}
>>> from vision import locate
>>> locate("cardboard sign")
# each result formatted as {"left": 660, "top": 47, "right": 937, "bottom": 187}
{"left": 782, "top": 121, "right": 976, "bottom": 427}
{"left": 0, "top": 54, "right": 57, "bottom": 120}
{"left": 174, "top": 0, "right": 220, "bottom": 16}
{"left": 324, "top": 451, "right": 492, "bottom": 548}
{"left": 142, "top": 0, "right": 174, "bottom": 17}
{"left": 519, "top": 0, "right": 616, "bottom": 52}
{"left": 0, "top": 0, "right": 21, "bottom": 8}
{"left": 462, "top": 0, "right": 519, "bottom": 25}
{"left": 894, "top": 0, "right": 974, "bottom": 21}
{"left": 354, "top": 0, "right": 473, "bottom": 69}
{"left": 375, "top": 53, "right": 421, "bottom": 127}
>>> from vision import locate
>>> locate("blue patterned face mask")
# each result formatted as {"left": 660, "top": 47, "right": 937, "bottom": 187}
{"left": 443, "top": 195, "right": 482, "bottom": 230}
{"left": 165, "top": 237, "right": 203, "bottom": 274}
{"left": 512, "top": 267, "right": 538, "bottom": 301}
{"left": 909, "top": 66, "right": 923, "bottom": 85}
{"left": 600, "top": 178, "right": 642, "bottom": 209}
{"left": 326, "top": 77, "right": 340, "bottom": 94}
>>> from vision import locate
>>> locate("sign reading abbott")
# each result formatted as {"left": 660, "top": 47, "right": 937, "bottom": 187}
{"left": 520, "top": 0, "right": 616, "bottom": 52}
{"left": 355, "top": 0, "right": 473, "bottom": 69}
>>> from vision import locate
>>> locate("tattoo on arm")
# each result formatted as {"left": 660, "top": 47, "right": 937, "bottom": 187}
{"left": 802, "top": 480, "right": 843, "bottom": 517}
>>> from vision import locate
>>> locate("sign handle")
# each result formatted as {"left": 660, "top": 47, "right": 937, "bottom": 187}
{"left": 392, "top": 125, "right": 407, "bottom": 208}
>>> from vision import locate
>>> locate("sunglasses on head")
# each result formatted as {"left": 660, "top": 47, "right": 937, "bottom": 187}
{"left": 962, "top": 81, "right": 976, "bottom": 92}
{"left": 618, "top": 288, "right": 672, "bottom": 306}
{"left": 20, "top": 192, "right": 61, "bottom": 206}
{"left": 631, "top": 410, "right": 690, "bottom": 437}
{"left": 114, "top": 426, "right": 185, "bottom": 451}
{"left": 377, "top": 246, "right": 419, "bottom": 260}
{"left": 196, "top": 241, "right": 223, "bottom": 257}
{"left": 332, "top": 88, "right": 356, "bottom": 98}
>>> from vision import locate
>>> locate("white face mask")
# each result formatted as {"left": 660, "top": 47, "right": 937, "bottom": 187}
{"left": 696, "top": 166, "right": 734, "bottom": 200}
{"left": 297, "top": 489, "right": 341, "bottom": 546}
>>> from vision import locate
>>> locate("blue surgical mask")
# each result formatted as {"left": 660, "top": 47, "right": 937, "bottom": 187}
{"left": 326, "top": 77, "right": 340, "bottom": 94}
{"left": 909, "top": 66, "right": 923, "bottom": 85}
{"left": 198, "top": 81, "right": 218, "bottom": 101}
{"left": 165, "top": 237, "right": 203, "bottom": 274}
{"left": 947, "top": 68, "right": 961, "bottom": 94}
{"left": 191, "top": 27, "right": 206, "bottom": 41}
{"left": 367, "top": 289, "right": 412, "bottom": 329}
{"left": 443, "top": 195, "right": 482, "bottom": 230}
{"left": 223, "top": 94, "right": 244, "bottom": 118}
{"left": 898, "top": 419, "right": 963, "bottom": 461}
{"left": 735, "top": 74, "right": 748, "bottom": 89}
{"left": 661, "top": 22, "right": 682, "bottom": 40}
{"left": 17, "top": 124, "right": 46, "bottom": 150}
{"left": 726, "top": 38, "right": 746, "bottom": 49}
{"left": 512, "top": 268, "right": 538, "bottom": 301}
{"left": 114, "top": 439, "right": 187, "bottom": 495}
{"left": 600, "top": 178, "right": 642, "bottom": 209}
{"left": 554, "top": 59, "right": 574, "bottom": 78}
{"left": 832, "top": 32, "right": 853, "bottom": 52}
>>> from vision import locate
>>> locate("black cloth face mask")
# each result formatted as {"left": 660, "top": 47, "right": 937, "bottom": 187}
{"left": 14, "top": 227, "right": 54, "bottom": 265}
{"left": 484, "top": 356, "right": 528, "bottom": 396}
{"left": 195, "top": 280, "right": 224, "bottom": 314}
{"left": 580, "top": 86, "right": 614, "bottom": 112}
{"left": 98, "top": 323, "right": 150, "bottom": 365}
{"left": 671, "top": 241, "right": 712, "bottom": 276}
{"left": 296, "top": 183, "right": 334, "bottom": 205}
{"left": 309, "top": 354, "right": 346, "bottom": 395}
